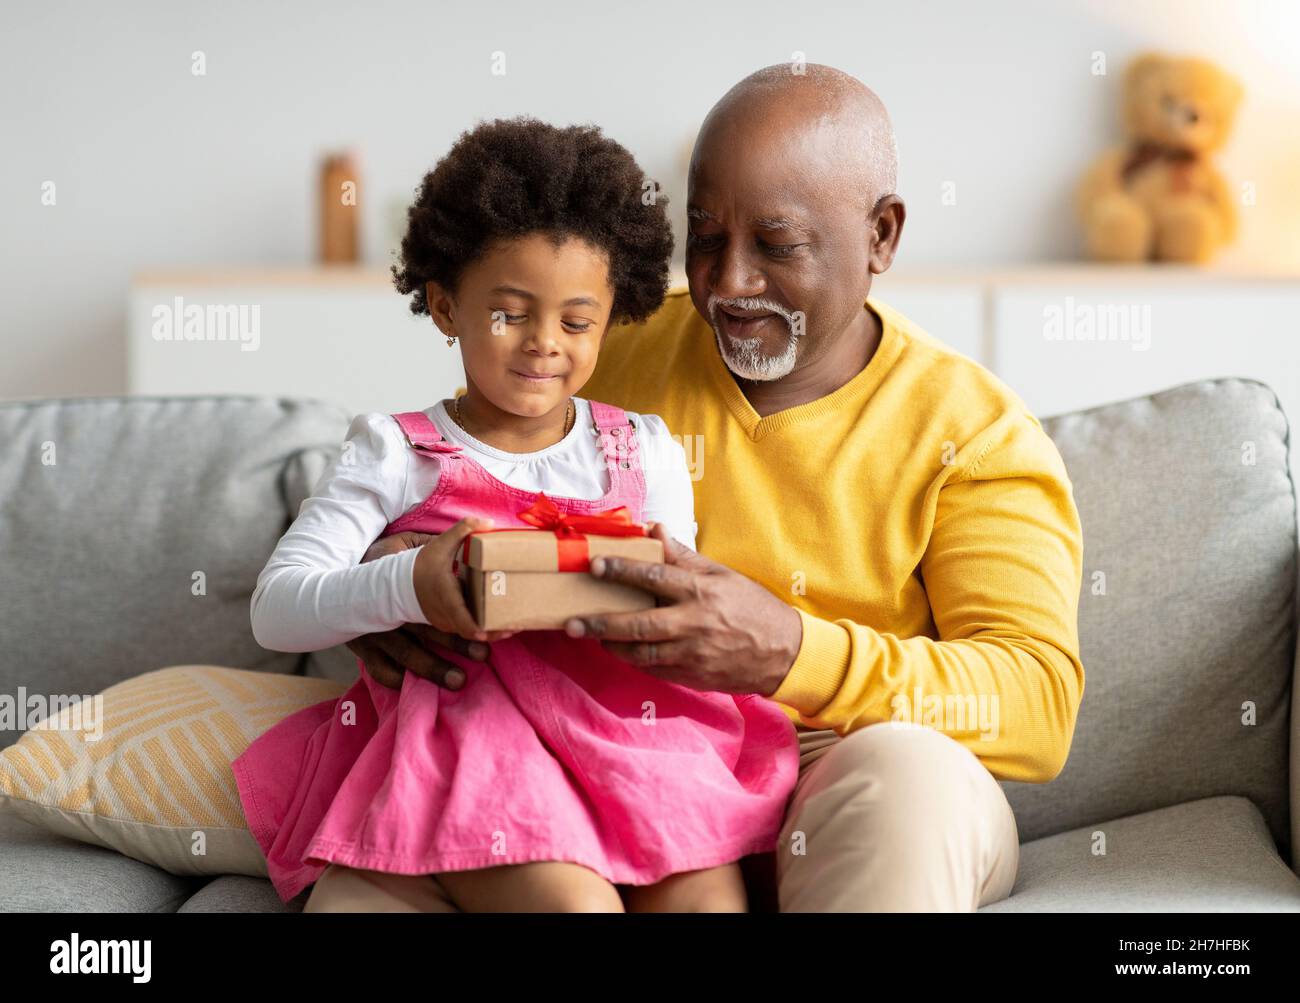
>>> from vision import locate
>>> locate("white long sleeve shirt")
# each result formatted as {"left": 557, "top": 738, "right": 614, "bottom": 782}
{"left": 250, "top": 397, "right": 698, "bottom": 653}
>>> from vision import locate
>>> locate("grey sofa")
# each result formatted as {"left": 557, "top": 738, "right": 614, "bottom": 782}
{"left": 2, "top": 380, "right": 1298, "bottom": 912}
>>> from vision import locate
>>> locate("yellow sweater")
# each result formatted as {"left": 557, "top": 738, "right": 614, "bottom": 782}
{"left": 582, "top": 290, "right": 1085, "bottom": 783}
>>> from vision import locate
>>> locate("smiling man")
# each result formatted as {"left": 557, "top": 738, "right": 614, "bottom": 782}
{"left": 338, "top": 63, "right": 1085, "bottom": 913}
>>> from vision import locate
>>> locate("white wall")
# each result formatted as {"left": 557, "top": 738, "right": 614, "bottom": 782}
{"left": 4, "top": 0, "right": 1299, "bottom": 400}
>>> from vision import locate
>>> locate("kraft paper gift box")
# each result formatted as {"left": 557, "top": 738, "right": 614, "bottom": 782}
{"left": 456, "top": 498, "right": 665, "bottom": 631}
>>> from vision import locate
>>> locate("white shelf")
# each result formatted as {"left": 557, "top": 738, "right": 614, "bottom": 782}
{"left": 128, "top": 266, "right": 1300, "bottom": 452}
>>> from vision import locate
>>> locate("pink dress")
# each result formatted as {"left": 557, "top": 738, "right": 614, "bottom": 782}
{"left": 233, "top": 400, "right": 800, "bottom": 903}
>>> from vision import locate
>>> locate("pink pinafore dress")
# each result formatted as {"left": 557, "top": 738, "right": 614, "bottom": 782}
{"left": 233, "top": 400, "right": 800, "bottom": 902}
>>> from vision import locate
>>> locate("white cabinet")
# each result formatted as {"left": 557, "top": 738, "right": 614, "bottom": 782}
{"left": 868, "top": 278, "right": 986, "bottom": 365}
{"left": 128, "top": 269, "right": 466, "bottom": 419}
{"left": 990, "top": 280, "right": 1300, "bottom": 428}
{"left": 129, "top": 266, "right": 1300, "bottom": 446}
{"left": 880, "top": 268, "right": 1300, "bottom": 454}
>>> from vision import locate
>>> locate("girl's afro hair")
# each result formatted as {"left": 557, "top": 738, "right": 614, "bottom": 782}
{"left": 392, "top": 116, "right": 674, "bottom": 324}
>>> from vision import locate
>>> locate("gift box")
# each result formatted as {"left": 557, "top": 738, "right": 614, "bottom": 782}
{"left": 456, "top": 495, "right": 665, "bottom": 631}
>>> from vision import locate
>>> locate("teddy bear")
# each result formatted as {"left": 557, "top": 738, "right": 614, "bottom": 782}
{"left": 1077, "top": 52, "right": 1243, "bottom": 263}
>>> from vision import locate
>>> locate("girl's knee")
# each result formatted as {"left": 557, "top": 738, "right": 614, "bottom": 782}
{"left": 438, "top": 861, "right": 624, "bottom": 912}
{"left": 623, "top": 864, "right": 748, "bottom": 913}
{"left": 304, "top": 863, "right": 458, "bottom": 913}
{"left": 302, "top": 865, "right": 375, "bottom": 913}
{"left": 552, "top": 883, "right": 626, "bottom": 912}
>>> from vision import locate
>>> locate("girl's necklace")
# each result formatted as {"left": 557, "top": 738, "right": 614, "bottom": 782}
{"left": 452, "top": 395, "right": 575, "bottom": 440}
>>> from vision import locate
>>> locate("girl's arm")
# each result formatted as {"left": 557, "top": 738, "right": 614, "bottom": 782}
{"left": 250, "top": 412, "right": 433, "bottom": 652}
{"left": 634, "top": 413, "right": 698, "bottom": 551}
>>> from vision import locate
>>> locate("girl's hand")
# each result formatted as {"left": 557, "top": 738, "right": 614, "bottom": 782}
{"left": 412, "top": 517, "right": 510, "bottom": 643}
{"left": 347, "top": 530, "right": 513, "bottom": 692}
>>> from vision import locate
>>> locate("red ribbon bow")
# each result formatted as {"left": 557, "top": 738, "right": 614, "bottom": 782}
{"left": 461, "top": 492, "right": 647, "bottom": 572}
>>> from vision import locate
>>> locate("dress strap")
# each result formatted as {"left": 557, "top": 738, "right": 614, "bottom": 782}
{"left": 586, "top": 399, "right": 644, "bottom": 481}
{"left": 390, "top": 410, "right": 463, "bottom": 457}
{"left": 588, "top": 399, "right": 634, "bottom": 434}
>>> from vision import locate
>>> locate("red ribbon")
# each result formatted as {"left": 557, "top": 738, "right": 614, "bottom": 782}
{"left": 460, "top": 492, "right": 647, "bottom": 572}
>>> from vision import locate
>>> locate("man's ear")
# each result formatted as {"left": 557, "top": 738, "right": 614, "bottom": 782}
{"left": 868, "top": 194, "right": 906, "bottom": 274}
{"left": 425, "top": 281, "right": 457, "bottom": 337}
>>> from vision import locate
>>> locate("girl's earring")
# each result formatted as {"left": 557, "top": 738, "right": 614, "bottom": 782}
{"left": 446, "top": 334, "right": 457, "bottom": 347}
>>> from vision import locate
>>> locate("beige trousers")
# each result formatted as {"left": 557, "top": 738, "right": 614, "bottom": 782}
{"left": 302, "top": 721, "right": 1020, "bottom": 913}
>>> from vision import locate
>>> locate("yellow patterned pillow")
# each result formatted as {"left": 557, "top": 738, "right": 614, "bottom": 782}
{"left": 0, "top": 664, "right": 345, "bottom": 877}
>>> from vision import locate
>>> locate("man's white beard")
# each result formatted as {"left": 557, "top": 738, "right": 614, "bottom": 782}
{"left": 707, "top": 294, "right": 801, "bottom": 382}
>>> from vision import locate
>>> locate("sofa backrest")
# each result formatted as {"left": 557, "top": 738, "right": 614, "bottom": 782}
{"left": 291, "top": 379, "right": 1298, "bottom": 862}
{"left": 1005, "top": 379, "right": 1298, "bottom": 861}
{"left": 0, "top": 395, "right": 350, "bottom": 749}
{"left": 3, "top": 385, "right": 1294, "bottom": 859}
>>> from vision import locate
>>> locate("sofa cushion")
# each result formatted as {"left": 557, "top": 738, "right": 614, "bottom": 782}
{"left": 0, "top": 665, "right": 346, "bottom": 878}
{"left": 0, "top": 395, "right": 351, "bottom": 744}
{"left": 1004, "top": 379, "right": 1298, "bottom": 860}
{"left": 0, "top": 805, "right": 201, "bottom": 912}
{"left": 980, "top": 795, "right": 1300, "bottom": 912}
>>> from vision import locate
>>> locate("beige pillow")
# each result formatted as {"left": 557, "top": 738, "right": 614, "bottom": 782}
{"left": 0, "top": 664, "right": 345, "bottom": 877}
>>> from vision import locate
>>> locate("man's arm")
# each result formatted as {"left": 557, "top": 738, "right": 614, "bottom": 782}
{"left": 771, "top": 409, "right": 1085, "bottom": 783}
{"left": 571, "top": 408, "right": 1085, "bottom": 786}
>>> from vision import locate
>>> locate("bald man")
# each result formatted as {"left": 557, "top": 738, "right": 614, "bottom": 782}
{"left": 330, "top": 63, "right": 1085, "bottom": 913}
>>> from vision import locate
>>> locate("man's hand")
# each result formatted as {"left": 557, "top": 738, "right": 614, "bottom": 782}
{"left": 562, "top": 524, "right": 804, "bottom": 696}
{"left": 346, "top": 531, "right": 513, "bottom": 691}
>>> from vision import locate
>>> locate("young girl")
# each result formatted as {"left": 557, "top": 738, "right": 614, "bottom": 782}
{"left": 232, "top": 117, "right": 800, "bottom": 912}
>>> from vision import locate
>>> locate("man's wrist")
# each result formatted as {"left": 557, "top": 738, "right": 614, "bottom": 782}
{"left": 761, "top": 602, "right": 804, "bottom": 697}
{"left": 767, "top": 608, "right": 854, "bottom": 715}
